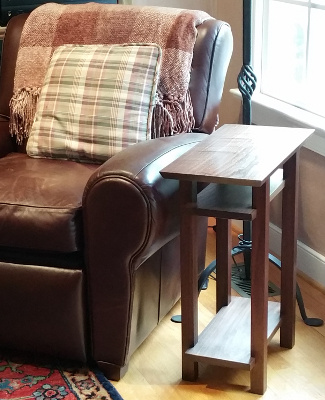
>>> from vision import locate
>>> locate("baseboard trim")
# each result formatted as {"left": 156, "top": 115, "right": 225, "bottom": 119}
{"left": 231, "top": 220, "right": 325, "bottom": 291}
{"left": 269, "top": 223, "right": 325, "bottom": 290}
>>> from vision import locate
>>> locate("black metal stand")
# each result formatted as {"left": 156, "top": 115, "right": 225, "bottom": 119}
{"left": 193, "top": 256, "right": 323, "bottom": 327}
{"left": 237, "top": 0, "right": 256, "bottom": 281}
{"left": 238, "top": 0, "right": 256, "bottom": 126}
{"left": 233, "top": 0, "right": 322, "bottom": 327}
{"left": 267, "top": 254, "right": 322, "bottom": 326}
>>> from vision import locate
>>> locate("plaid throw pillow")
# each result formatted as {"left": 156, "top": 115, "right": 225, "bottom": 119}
{"left": 27, "top": 44, "right": 161, "bottom": 163}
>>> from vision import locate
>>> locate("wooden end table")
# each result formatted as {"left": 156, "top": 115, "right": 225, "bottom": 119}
{"left": 160, "top": 124, "right": 313, "bottom": 394}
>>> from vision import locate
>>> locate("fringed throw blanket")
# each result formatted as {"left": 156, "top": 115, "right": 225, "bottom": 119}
{"left": 9, "top": 2, "right": 212, "bottom": 143}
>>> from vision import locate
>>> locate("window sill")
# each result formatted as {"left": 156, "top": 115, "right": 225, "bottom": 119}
{"left": 230, "top": 89, "right": 325, "bottom": 157}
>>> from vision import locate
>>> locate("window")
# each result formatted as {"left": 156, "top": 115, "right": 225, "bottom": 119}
{"left": 256, "top": 0, "right": 325, "bottom": 118}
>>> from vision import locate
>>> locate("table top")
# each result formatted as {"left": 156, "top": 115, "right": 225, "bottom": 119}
{"left": 160, "top": 124, "right": 314, "bottom": 187}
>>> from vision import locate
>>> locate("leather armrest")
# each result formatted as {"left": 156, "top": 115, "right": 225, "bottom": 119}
{"left": 83, "top": 132, "right": 206, "bottom": 270}
{"left": 82, "top": 133, "right": 206, "bottom": 367}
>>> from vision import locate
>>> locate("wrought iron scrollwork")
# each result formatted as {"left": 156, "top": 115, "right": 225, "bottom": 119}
{"left": 237, "top": 64, "right": 257, "bottom": 101}
{"left": 237, "top": 63, "right": 257, "bottom": 125}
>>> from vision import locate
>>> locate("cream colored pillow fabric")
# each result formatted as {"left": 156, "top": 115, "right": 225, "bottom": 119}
{"left": 27, "top": 43, "right": 161, "bottom": 163}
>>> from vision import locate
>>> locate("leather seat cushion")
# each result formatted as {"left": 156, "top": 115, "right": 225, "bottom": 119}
{"left": 0, "top": 153, "right": 97, "bottom": 252}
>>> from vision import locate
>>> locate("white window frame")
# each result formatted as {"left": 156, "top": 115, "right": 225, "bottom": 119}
{"left": 249, "top": 0, "right": 325, "bottom": 156}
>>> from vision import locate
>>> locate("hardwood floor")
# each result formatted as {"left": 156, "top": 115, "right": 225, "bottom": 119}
{"left": 113, "top": 223, "right": 325, "bottom": 400}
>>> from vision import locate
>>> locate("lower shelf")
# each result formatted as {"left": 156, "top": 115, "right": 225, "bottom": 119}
{"left": 185, "top": 296, "right": 281, "bottom": 370}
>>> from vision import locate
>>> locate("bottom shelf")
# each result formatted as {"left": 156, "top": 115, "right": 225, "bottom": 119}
{"left": 185, "top": 296, "right": 281, "bottom": 370}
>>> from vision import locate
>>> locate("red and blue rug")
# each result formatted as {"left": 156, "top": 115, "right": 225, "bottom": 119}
{"left": 0, "top": 353, "right": 123, "bottom": 400}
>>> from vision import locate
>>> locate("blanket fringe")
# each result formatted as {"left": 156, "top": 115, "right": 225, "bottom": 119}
{"left": 151, "top": 90, "right": 195, "bottom": 138}
{"left": 9, "top": 87, "right": 40, "bottom": 144}
{"left": 10, "top": 89, "right": 195, "bottom": 142}
{"left": 165, "top": 90, "right": 195, "bottom": 134}
{"left": 151, "top": 94, "right": 174, "bottom": 139}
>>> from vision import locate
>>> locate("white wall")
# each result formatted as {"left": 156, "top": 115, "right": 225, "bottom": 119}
{"left": 214, "top": 0, "right": 242, "bottom": 126}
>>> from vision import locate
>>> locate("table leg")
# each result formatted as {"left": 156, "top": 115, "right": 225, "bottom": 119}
{"left": 250, "top": 181, "right": 270, "bottom": 395}
{"left": 179, "top": 180, "right": 198, "bottom": 381}
{"left": 280, "top": 153, "right": 298, "bottom": 348}
{"left": 216, "top": 218, "right": 232, "bottom": 312}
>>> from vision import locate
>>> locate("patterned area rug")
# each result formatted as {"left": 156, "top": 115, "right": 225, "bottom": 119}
{"left": 0, "top": 353, "right": 123, "bottom": 400}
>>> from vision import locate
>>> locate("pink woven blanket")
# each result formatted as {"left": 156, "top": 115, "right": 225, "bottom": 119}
{"left": 9, "top": 2, "right": 212, "bottom": 143}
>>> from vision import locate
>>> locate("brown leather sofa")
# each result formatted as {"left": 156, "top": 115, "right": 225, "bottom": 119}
{"left": 0, "top": 11, "right": 233, "bottom": 379}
